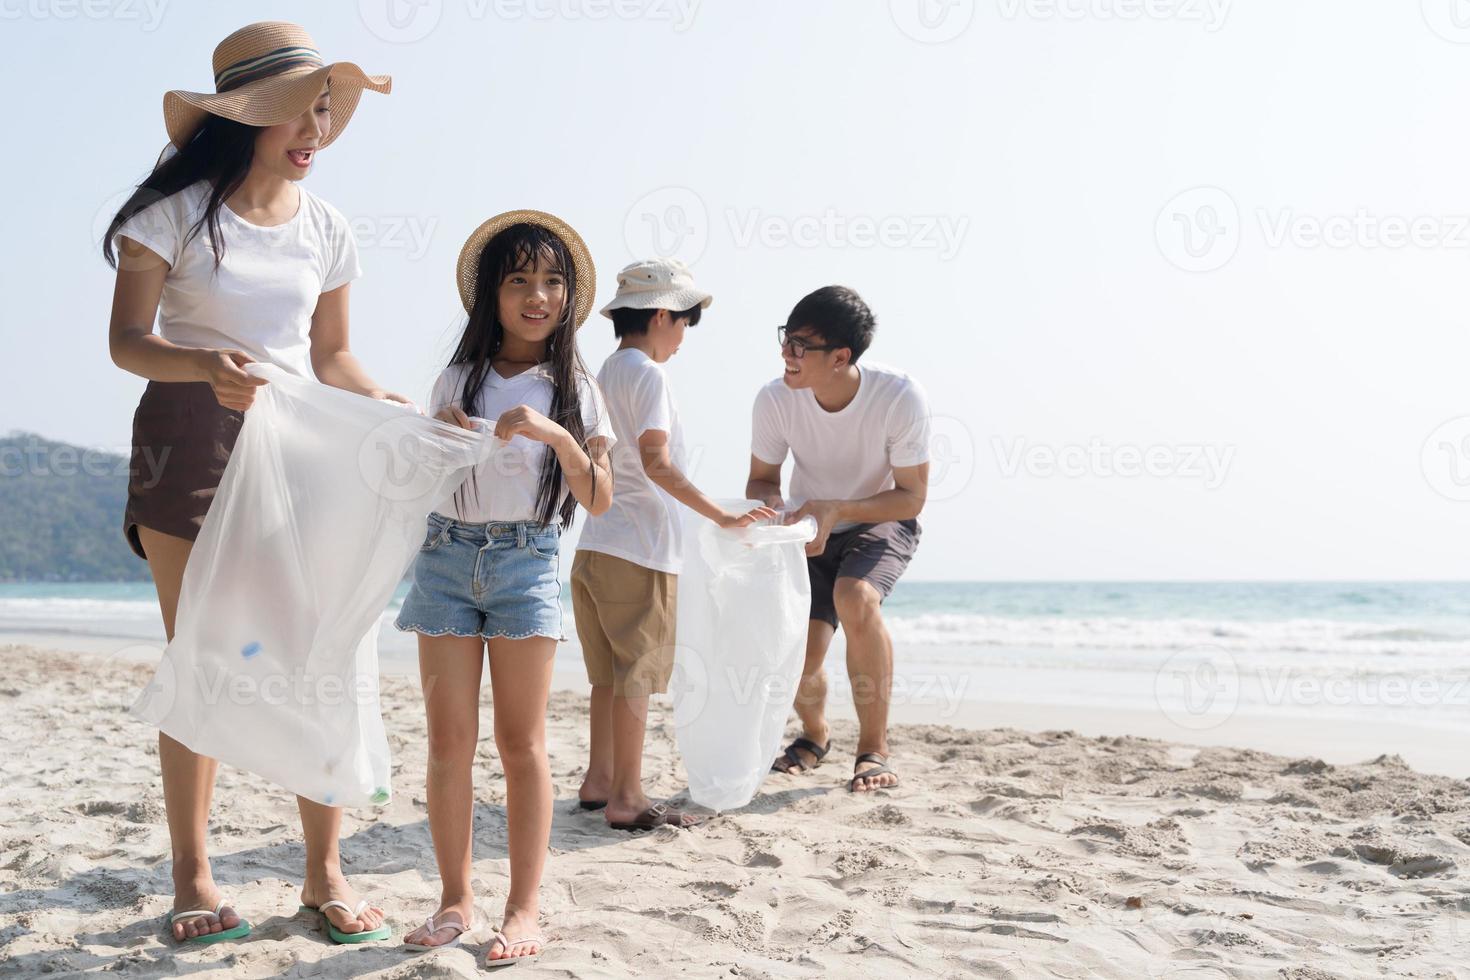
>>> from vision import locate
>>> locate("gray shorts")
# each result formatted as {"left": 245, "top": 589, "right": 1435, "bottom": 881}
{"left": 807, "top": 519, "right": 920, "bottom": 628}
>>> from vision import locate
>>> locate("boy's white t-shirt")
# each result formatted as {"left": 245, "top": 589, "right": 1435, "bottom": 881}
{"left": 577, "top": 347, "right": 685, "bottom": 574}
{"left": 112, "top": 180, "right": 361, "bottom": 379}
{"left": 751, "top": 361, "right": 931, "bottom": 533}
{"left": 427, "top": 361, "right": 615, "bottom": 525}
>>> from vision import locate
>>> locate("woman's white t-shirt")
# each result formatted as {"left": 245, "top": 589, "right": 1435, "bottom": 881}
{"left": 427, "top": 361, "right": 616, "bottom": 525}
{"left": 113, "top": 181, "right": 361, "bottom": 379}
{"left": 576, "top": 348, "right": 686, "bottom": 574}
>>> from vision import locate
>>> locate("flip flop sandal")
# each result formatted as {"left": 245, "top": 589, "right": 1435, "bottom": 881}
{"left": 483, "top": 929, "right": 546, "bottom": 969}
{"left": 608, "top": 801, "right": 705, "bottom": 832}
{"left": 577, "top": 799, "right": 607, "bottom": 811}
{"left": 403, "top": 910, "right": 473, "bottom": 951}
{"left": 299, "top": 899, "right": 392, "bottom": 944}
{"left": 771, "top": 736, "right": 831, "bottom": 774}
{"left": 166, "top": 900, "right": 252, "bottom": 945}
{"left": 849, "top": 751, "right": 900, "bottom": 792}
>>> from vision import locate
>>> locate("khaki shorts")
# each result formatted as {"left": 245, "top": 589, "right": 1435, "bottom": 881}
{"left": 571, "top": 550, "right": 677, "bottom": 698}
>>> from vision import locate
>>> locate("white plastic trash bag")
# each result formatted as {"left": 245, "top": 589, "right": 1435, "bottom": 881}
{"left": 672, "top": 501, "right": 817, "bottom": 812}
{"left": 132, "top": 363, "right": 492, "bottom": 807}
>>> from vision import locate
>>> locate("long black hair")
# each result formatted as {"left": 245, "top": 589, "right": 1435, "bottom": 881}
{"left": 102, "top": 114, "right": 260, "bottom": 270}
{"left": 450, "top": 223, "right": 596, "bottom": 527}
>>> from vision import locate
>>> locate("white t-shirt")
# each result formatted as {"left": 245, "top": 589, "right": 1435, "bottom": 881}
{"left": 113, "top": 181, "right": 361, "bottom": 379}
{"left": 427, "top": 361, "right": 615, "bottom": 524}
{"left": 751, "top": 362, "right": 931, "bottom": 533}
{"left": 577, "top": 348, "right": 685, "bottom": 574}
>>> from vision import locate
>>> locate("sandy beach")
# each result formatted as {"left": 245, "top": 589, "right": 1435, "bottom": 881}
{"left": 1, "top": 643, "right": 1467, "bottom": 978}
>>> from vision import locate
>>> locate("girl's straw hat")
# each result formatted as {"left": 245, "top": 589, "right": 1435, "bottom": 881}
{"left": 163, "top": 21, "right": 391, "bottom": 149}
{"left": 456, "top": 210, "right": 597, "bottom": 328}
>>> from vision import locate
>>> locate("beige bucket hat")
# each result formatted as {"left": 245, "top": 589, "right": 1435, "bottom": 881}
{"left": 599, "top": 258, "right": 712, "bottom": 319}
{"left": 163, "top": 21, "right": 391, "bottom": 149}
{"left": 456, "top": 210, "right": 597, "bottom": 327}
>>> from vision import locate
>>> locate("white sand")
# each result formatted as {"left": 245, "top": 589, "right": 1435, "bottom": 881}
{"left": 1, "top": 644, "right": 1468, "bottom": 978}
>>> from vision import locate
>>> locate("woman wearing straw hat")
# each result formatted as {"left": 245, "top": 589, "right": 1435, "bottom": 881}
{"left": 103, "top": 22, "right": 401, "bottom": 946}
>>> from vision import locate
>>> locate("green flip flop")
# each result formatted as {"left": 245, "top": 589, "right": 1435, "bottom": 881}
{"left": 166, "top": 900, "right": 252, "bottom": 945}
{"left": 299, "top": 900, "right": 392, "bottom": 944}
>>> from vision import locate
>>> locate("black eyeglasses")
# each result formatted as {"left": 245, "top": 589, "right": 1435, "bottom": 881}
{"left": 777, "top": 325, "right": 840, "bottom": 359}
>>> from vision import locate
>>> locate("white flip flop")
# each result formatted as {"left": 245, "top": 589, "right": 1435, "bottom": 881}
{"left": 402, "top": 910, "right": 473, "bottom": 951}
{"left": 483, "top": 929, "right": 546, "bottom": 969}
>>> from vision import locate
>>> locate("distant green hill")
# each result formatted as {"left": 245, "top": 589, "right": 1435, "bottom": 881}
{"left": 0, "top": 432, "right": 149, "bottom": 582}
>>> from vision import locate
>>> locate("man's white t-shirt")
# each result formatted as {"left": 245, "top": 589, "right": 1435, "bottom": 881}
{"left": 751, "top": 362, "right": 931, "bottom": 533}
{"left": 113, "top": 181, "right": 361, "bottom": 379}
{"left": 577, "top": 348, "right": 685, "bottom": 574}
{"left": 427, "top": 362, "right": 615, "bottom": 525}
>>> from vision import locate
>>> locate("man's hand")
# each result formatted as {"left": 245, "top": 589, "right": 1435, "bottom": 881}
{"left": 785, "top": 499, "right": 843, "bottom": 556}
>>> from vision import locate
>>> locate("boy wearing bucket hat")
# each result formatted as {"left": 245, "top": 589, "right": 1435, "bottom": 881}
{"left": 573, "top": 259, "right": 775, "bottom": 830}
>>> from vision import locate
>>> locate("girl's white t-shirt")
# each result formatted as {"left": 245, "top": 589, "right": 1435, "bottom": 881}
{"left": 113, "top": 181, "right": 362, "bottom": 379}
{"left": 427, "top": 361, "right": 616, "bottom": 524}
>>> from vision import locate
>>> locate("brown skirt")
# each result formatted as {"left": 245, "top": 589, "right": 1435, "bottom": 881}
{"left": 124, "top": 381, "right": 244, "bottom": 560}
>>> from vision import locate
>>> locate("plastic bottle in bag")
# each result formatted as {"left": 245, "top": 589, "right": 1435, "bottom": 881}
{"left": 672, "top": 501, "right": 817, "bottom": 812}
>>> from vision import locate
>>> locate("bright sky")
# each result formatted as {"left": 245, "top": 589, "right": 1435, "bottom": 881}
{"left": 5, "top": 0, "right": 1470, "bottom": 580}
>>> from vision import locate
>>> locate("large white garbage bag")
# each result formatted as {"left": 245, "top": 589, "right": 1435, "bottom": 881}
{"left": 672, "top": 501, "right": 817, "bottom": 812}
{"left": 132, "top": 363, "right": 492, "bottom": 807}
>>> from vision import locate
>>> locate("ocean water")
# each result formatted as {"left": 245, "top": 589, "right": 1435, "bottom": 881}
{"left": 3, "top": 581, "right": 1468, "bottom": 730}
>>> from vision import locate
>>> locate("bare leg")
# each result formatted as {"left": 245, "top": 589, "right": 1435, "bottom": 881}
{"left": 137, "top": 525, "right": 242, "bottom": 942}
{"left": 602, "top": 691, "right": 653, "bottom": 825}
{"left": 772, "top": 619, "right": 837, "bottom": 772}
{"left": 484, "top": 636, "right": 556, "bottom": 962}
{"left": 403, "top": 633, "right": 485, "bottom": 946}
{"left": 833, "top": 578, "right": 898, "bottom": 791}
{"left": 577, "top": 684, "right": 614, "bottom": 805}
{"left": 297, "top": 797, "right": 386, "bottom": 935}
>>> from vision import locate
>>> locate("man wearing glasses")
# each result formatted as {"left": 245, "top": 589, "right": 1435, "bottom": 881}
{"left": 746, "top": 286, "right": 931, "bottom": 793}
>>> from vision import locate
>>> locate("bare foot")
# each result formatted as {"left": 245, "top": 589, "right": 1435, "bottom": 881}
{"left": 170, "top": 875, "right": 242, "bottom": 942}
{"left": 300, "top": 869, "right": 385, "bottom": 935}
{"left": 485, "top": 905, "right": 543, "bottom": 965}
{"left": 404, "top": 895, "right": 475, "bottom": 948}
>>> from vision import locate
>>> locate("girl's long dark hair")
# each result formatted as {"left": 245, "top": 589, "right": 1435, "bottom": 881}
{"left": 102, "top": 115, "right": 259, "bottom": 269}
{"left": 451, "top": 223, "right": 596, "bottom": 527}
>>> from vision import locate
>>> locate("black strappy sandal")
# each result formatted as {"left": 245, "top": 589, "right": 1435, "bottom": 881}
{"left": 771, "top": 736, "right": 831, "bottom": 774}
{"left": 848, "top": 751, "right": 899, "bottom": 792}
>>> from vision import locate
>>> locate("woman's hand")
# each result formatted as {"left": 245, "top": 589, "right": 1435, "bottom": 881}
{"left": 194, "top": 348, "right": 267, "bottom": 411}
{"left": 434, "top": 405, "right": 476, "bottom": 430}
{"left": 370, "top": 390, "right": 417, "bottom": 411}
{"left": 494, "top": 404, "right": 565, "bottom": 446}
{"left": 715, "top": 504, "right": 780, "bottom": 529}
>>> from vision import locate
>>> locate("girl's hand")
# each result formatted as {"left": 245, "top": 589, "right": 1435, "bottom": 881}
{"left": 434, "top": 405, "right": 475, "bottom": 430}
{"left": 715, "top": 504, "right": 780, "bottom": 529}
{"left": 194, "top": 348, "right": 267, "bottom": 411}
{"left": 494, "top": 404, "right": 564, "bottom": 446}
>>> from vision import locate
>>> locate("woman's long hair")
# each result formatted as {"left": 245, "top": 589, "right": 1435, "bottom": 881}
{"left": 450, "top": 223, "right": 595, "bottom": 527}
{"left": 102, "top": 115, "right": 259, "bottom": 270}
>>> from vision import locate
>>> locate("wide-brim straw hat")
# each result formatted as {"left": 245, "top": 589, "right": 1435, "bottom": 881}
{"left": 456, "top": 210, "right": 597, "bottom": 328}
{"left": 163, "top": 21, "right": 390, "bottom": 149}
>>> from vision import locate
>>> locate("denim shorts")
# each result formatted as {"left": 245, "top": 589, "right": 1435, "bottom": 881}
{"left": 394, "top": 512, "right": 565, "bottom": 641}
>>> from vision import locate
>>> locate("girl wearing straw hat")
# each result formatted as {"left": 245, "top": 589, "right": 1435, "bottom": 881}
{"left": 393, "top": 211, "right": 614, "bottom": 966}
{"left": 103, "top": 22, "right": 399, "bottom": 946}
